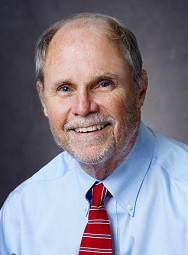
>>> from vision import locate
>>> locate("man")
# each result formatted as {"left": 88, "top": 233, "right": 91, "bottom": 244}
{"left": 0, "top": 13, "right": 188, "bottom": 255}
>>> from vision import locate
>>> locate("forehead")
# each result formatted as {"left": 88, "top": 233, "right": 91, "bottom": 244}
{"left": 46, "top": 23, "right": 121, "bottom": 60}
{"left": 43, "top": 25, "right": 130, "bottom": 84}
{"left": 45, "top": 25, "right": 123, "bottom": 62}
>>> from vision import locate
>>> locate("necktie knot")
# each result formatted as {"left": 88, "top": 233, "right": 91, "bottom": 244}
{"left": 91, "top": 183, "right": 108, "bottom": 206}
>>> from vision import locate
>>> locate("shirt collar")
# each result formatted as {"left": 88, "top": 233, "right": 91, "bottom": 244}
{"left": 75, "top": 122, "right": 155, "bottom": 217}
{"left": 104, "top": 122, "right": 155, "bottom": 216}
{"left": 76, "top": 162, "right": 97, "bottom": 195}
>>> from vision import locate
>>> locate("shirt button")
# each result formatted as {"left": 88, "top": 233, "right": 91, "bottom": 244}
{"left": 127, "top": 204, "right": 133, "bottom": 210}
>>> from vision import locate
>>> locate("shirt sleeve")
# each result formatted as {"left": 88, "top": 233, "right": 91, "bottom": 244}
{"left": 0, "top": 193, "right": 20, "bottom": 255}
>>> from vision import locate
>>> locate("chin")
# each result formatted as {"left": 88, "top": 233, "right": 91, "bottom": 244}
{"left": 70, "top": 146, "right": 113, "bottom": 165}
{"left": 73, "top": 154, "right": 109, "bottom": 166}
{"left": 68, "top": 139, "right": 116, "bottom": 165}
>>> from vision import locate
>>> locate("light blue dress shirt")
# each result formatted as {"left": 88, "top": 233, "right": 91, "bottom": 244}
{"left": 0, "top": 122, "right": 188, "bottom": 255}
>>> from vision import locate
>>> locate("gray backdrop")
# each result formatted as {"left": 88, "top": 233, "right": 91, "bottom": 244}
{"left": 0, "top": 0, "right": 188, "bottom": 207}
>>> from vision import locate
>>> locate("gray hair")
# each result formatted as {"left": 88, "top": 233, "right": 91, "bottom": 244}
{"left": 35, "top": 12, "right": 143, "bottom": 89}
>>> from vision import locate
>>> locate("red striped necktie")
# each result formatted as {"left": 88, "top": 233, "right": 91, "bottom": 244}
{"left": 78, "top": 183, "right": 113, "bottom": 254}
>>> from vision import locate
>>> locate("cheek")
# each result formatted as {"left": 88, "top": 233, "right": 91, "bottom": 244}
{"left": 46, "top": 102, "right": 68, "bottom": 127}
{"left": 103, "top": 94, "right": 128, "bottom": 121}
{"left": 106, "top": 93, "right": 139, "bottom": 129}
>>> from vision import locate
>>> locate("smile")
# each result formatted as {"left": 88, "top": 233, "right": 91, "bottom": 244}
{"left": 75, "top": 124, "right": 105, "bottom": 133}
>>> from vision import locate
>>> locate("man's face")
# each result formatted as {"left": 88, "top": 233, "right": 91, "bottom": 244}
{"left": 38, "top": 27, "right": 147, "bottom": 166}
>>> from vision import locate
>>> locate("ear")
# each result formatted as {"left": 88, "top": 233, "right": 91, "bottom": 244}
{"left": 138, "top": 69, "right": 148, "bottom": 108}
{"left": 36, "top": 81, "right": 48, "bottom": 117}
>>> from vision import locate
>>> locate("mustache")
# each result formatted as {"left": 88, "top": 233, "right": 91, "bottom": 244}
{"left": 64, "top": 114, "right": 115, "bottom": 130}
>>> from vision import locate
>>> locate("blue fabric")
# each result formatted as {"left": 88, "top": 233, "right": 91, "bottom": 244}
{"left": 0, "top": 122, "right": 188, "bottom": 255}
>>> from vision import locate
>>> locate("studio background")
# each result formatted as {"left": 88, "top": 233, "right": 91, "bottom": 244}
{"left": 0, "top": 0, "right": 188, "bottom": 207}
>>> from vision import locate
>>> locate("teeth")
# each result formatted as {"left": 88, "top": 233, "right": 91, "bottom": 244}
{"left": 75, "top": 124, "right": 105, "bottom": 133}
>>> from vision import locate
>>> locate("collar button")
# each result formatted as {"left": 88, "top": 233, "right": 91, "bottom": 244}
{"left": 127, "top": 204, "right": 133, "bottom": 210}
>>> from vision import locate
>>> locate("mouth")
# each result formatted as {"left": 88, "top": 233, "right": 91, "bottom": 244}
{"left": 74, "top": 124, "right": 107, "bottom": 133}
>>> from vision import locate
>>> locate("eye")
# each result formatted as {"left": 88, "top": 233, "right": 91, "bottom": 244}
{"left": 59, "top": 86, "right": 71, "bottom": 93}
{"left": 100, "top": 81, "right": 112, "bottom": 88}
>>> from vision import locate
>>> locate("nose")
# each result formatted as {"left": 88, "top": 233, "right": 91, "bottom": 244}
{"left": 71, "top": 90, "right": 99, "bottom": 116}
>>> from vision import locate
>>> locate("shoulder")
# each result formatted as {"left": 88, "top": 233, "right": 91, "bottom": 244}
{"left": 0, "top": 151, "right": 80, "bottom": 252}
{"left": 22, "top": 150, "right": 77, "bottom": 183}
{"left": 150, "top": 128, "right": 188, "bottom": 179}
{"left": 4, "top": 151, "right": 77, "bottom": 204}
{"left": 25, "top": 150, "right": 77, "bottom": 181}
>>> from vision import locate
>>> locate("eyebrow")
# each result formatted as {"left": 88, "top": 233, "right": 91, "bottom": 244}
{"left": 94, "top": 73, "right": 120, "bottom": 82}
